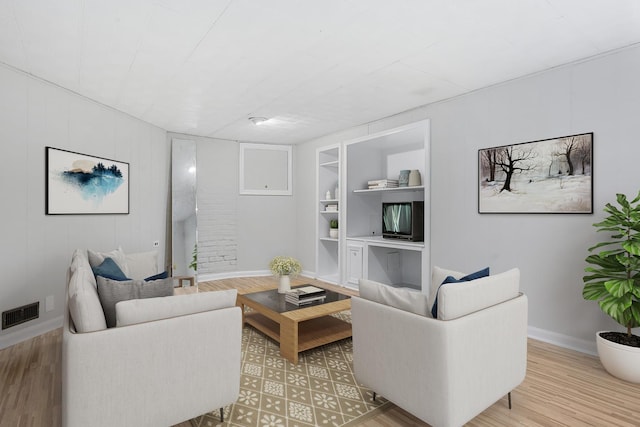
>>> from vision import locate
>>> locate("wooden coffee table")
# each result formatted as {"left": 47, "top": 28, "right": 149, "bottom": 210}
{"left": 236, "top": 286, "right": 351, "bottom": 364}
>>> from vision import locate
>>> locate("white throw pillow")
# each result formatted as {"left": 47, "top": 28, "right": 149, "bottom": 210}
{"left": 67, "top": 268, "right": 107, "bottom": 332}
{"left": 358, "top": 278, "right": 429, "bottom": 317}
{"left": 88, "top": 247, "right": 130, "bottom": 277}
{"left": 115, "top": 289, "right": 238, "bottom": 327}
{"left": 438, "top": 268, "right": 520, "bottom": 320}
{"left": 430, "top": 265, "right": 464, "bottom": 307}
{"left": 70, "top": 249, "right": 88, "bottom": 274}
{"left": 125, "top": 250, "right": 159, "bottom": 280}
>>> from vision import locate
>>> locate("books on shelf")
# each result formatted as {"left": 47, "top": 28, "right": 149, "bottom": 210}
{"left": 285, "top": 285, "right": 327, "bottom": 305}
{"left": 325, "top": 204, "right": 338, "bottom": 211}
{"left": 367, "top": 179, "right": 399, "bottom": 189}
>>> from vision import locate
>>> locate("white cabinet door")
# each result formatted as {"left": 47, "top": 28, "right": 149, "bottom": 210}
{"left": 347, "top": 243, "right": 364, "bottom": 285}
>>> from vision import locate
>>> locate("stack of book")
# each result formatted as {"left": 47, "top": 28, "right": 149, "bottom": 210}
{"left": 285, "top": 285, "right": 327, "bottom": 306}
{"left": 368, "top": 179, "right": 399, "bottom": 189}
{"left": 325, "top": 204, "right": 338, "bottom": 212}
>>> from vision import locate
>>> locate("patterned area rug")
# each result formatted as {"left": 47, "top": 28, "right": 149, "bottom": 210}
{"left": 190, "top": 312, "right": 388, "bottom": 427}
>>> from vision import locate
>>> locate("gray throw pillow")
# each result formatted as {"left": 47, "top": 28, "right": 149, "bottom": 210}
{"left": 96, "top": 276, "right": 174, "bottom": 327}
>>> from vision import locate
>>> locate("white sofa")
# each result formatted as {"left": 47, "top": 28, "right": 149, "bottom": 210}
{"left": 62, "top": 248, "right": 242, "bottom": 427}
{"left": 352, "top": 267, "right": 528, "bottom": 427}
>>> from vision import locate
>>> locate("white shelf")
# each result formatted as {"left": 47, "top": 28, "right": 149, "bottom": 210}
{"left": 320, "top": 160, "right": 339, "bottom": 167}
{"left": 347, "top": 235, "right": 424, "bottom": 251}
{"left": 317, "top": 144, "right": 341, "bottom": 285}
{"left": 319, "top": 237, "right": 339, "bottom": 242}
{"left": 353, "top": 185, "right": 424, "bottom": 193}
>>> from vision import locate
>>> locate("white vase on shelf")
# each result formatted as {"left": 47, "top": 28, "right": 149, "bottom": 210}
{"left": 408, "top": 169, "right": 421, "bottom": 186}
{"left": 278, "top": 275, "right": 291, "bottom": 293}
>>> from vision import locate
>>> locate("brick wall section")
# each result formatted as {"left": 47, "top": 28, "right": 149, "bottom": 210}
{"left": 197, "top": 192, "right": 237, "bottom": 274}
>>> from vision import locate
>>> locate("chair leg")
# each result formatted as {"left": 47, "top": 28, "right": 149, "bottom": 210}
{"left": 220, "top": 407, "right": 224, "bottom": 422}
{"left": 373, "top": 392, "right": 377, "bottom": 402}
{"left": 508, "top": 392, "right": 512, "bottom": 410}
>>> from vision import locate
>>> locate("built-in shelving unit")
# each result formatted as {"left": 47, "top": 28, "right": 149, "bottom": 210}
{"left": 343, "top": 120, "right": 430, "bottom": 292}
{"left": 314, "top": 120, "right": 430, "bottom": 291}
{"left": 315, "top": 145, "right": 341, "bottom": 284}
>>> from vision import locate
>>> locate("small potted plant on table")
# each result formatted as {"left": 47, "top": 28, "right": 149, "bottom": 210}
{"left": 583, "top": 191, "right": 640, "bottom": 383}
{"left": 270, "top": 256, "right": 302, "bottom": 293}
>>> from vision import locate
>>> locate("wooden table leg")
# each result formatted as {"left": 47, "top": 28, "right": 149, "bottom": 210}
{"left": 237, "top": 301, "right": 245, "bottom": 324}
{"left": 279, "top": 317, "right": 299, "bottom": 364}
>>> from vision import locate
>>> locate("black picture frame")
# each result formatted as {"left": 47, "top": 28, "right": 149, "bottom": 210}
{"left": 46, "top": 146, "right": 130, "bottom": 215}
{"left": 478, "top": 133, "right": 593, "bottom": 214}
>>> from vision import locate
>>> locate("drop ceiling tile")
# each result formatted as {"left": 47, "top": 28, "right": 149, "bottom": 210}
{"left": 2, "top": 1, "right": 640, "bottom": 143}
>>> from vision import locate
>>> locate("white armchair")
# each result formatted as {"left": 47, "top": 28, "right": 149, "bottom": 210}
{"left": 352, "top": 268, "right": 528, "bottom": 427}
{"left": 62, "top": 249, "right": 242, "bottom": 427}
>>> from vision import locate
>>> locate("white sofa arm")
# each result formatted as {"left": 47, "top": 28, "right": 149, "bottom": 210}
{"left": 62, "top": 306, "right": 241, "bottom": 427}
{"left": 352, "top": 294, "right": 528, "bottom": 427}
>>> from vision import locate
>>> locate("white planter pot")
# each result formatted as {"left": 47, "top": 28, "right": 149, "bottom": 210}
{"left": 596, "top": 331, "right": 640, "bottom": 383}
{"left": 329, "top": 228, "right": 339, "bottom": 238}
{"left": 278, "top": 275, "right": 291, "bottom": 294}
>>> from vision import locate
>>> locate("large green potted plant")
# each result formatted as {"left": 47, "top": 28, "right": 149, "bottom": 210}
{"left": 583, "top": 191, "right": 640, "bottom": 383}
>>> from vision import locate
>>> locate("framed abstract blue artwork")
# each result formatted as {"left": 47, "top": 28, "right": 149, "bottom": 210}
{"left": 46, "top": 147, "right": 130, "bottom": 215}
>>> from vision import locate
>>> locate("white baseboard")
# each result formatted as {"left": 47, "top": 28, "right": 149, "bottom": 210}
{"left": 528, "top": 326, "right": 597, "bottom": 356}
{"left": 197, "top": 270, "right": 318, "bottom": 283}
{"left": 194, "top": 272, "right": 598, "bottom": 356}
{"left": 0, "top": 315, "right": 63, "bottom": 350}
{"left": 0, "top": 305, "right": 598, "bottom": 360}
{"left": 196, "top": 270, "right": 271, "bottom": 282}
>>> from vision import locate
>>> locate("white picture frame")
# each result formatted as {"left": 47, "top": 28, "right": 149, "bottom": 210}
{"left": 239, "top": 143, "right": 292, "bottom": 195}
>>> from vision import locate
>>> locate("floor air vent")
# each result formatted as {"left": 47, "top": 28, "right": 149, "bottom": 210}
{"left": 2, "top": 302, "right": 39, "bottom": 330}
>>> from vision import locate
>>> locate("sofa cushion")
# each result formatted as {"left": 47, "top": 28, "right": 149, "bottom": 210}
{"left": 96, "top": 276, "right": 174, "bottom": 327}
{"left": 438, "top": 268, "right": 520, "bottom": 320}
{"left": 88, "top": 247, "right": 129, "bottom": 277}
{"left": 430, "top": 266, "right": 465, "bottom": 307}
{"left": 125, "top": 250, "right": 159, "bottom": 280}
{"left": 359, "top": 278, "right": 430, "bottom": 317}
{"left": 145, "top": 270, "right": 169, "bottom": 281}
{"left": 68, "top": 267, "right": 107, "bottom": 332}
{"left": 116, "top": 289, "right": 237, "bottom": 327}
{"left": 431, "top": 267, "right": 490, "bottom": 318}
{"left": 70, "top": 249, "right": 89, "bottom": 274}
{"left": 92, "top": 257, "right": 130, "bottom": 281}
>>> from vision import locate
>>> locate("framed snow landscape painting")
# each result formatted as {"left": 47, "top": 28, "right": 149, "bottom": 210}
{"left": 478, "top": 133, "right": 593, "bottom": 214}
{"left": 46, "top": 147, "right": 129, "bottom": 215}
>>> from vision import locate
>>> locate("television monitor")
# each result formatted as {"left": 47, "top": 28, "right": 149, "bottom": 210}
{"left": 382, "top": 201, "right": 424, "bottom": 242}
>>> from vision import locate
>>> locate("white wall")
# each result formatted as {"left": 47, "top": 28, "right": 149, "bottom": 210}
{"left": 297, "top": 45, "right": 640, "bottom": 354}
{"left": 0, "top": 65, "right": 169, "bottom": 349}
{"left": 169, "top": 133, "right": 298, "bottom": 279}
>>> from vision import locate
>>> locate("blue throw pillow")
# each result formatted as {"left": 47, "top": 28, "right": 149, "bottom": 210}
{"left": 431, "top": 267, "right": 490, "bottom": 318}
{"left": 92, "top": 257, "right": 130, "bottom": 281}
{"left": 145, "top": 270, "right": 169, "bottom": 281}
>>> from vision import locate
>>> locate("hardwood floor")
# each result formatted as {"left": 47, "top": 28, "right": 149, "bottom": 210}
{"left": 2, "top": 276, "right": 639, "bottom": 426}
